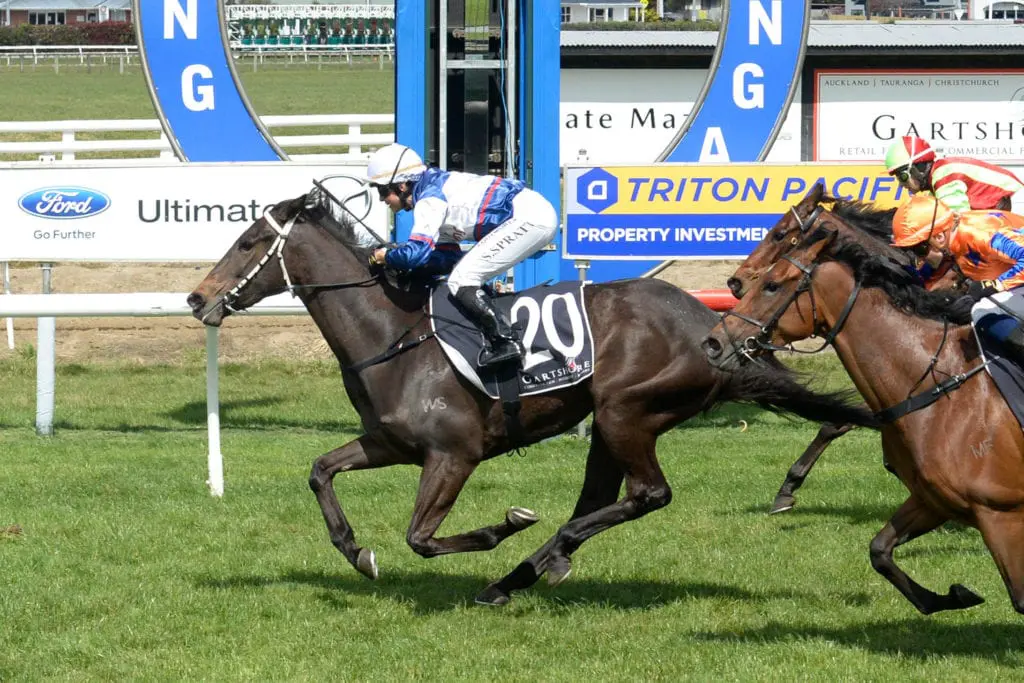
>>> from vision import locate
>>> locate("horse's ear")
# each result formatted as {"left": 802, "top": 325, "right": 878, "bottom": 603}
{"left": 799, "top": 182, "right": 825, "bottom": 209}
{"left": 803, "top": 225, "right": 839, "bottom": 260}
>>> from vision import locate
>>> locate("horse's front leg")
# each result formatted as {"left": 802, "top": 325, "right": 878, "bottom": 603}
{"left": 770, "top": 422, "right": 855, "bottom": 514}
{"left": 870, "top": 493, "right": 984, "bottom": 614}
{"left": 404, "top": 450, "right": 539, "bottom": 559}
{"left": 309, "top": 434, "right": 414, "bottom": 580}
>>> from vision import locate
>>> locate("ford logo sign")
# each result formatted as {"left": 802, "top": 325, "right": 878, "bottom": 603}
{"left": 18, "top": 187, "right": 111, "bottom": 220}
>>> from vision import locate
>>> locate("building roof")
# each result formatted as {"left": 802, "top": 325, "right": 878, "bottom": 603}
{"left": 561, "top": 20, "right": 1024, "bottom": 53}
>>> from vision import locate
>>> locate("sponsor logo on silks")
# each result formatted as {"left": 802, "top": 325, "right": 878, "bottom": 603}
{"left": 18, "top": 187, "right": 111, "bottom": 220}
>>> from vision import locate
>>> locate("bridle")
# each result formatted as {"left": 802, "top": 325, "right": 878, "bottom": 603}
{"left": 719, "top": 205, "right": 860, "bottom": 363}
{"left": 209, "top": 200, "right": 438, "bottom": 375}
{"left": 721, "top": 248, "right": 863, "bottom": 363}
{"left": 210, "top": 205, "right": 379, "bottom": 321}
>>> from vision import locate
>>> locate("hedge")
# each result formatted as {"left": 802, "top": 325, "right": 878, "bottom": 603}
{"left": 0, "top": 21, "right": 135, "bottom": 46}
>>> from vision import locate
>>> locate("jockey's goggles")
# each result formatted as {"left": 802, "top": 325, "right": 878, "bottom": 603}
{"left": 372, "top": 183, "right": 400, "bottom": 200}
{"left": 890, "top": 166, "right": 912, "bottom": 184}
{"left": 908, "top": 241, "right": 931, "bottom": 258}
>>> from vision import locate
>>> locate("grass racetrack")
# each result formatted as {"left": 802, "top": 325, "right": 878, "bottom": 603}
{"left": 2, "top": 353, "right": 1023, "bottom": 680}
{"left": 2, "top": 59, "right": 1023, "bottom": 681}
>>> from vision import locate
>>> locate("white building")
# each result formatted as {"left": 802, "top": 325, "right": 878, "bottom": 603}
{"left": 560, "top": 0, "right": 663, "bottom": 24}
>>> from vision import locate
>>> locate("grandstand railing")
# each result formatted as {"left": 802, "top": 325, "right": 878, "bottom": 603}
{"left": 0, "top": 113, "right": 396, "bottom": 163}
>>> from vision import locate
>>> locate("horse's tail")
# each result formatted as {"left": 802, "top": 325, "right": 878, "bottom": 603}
{"left": 706, "top": 356, "right": 879, "bottom": 429}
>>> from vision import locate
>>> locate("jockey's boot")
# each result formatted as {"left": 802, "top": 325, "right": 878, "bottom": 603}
{"left": 1001, "top": 325, "right": 1024, "bottom": 368}
{"left": 455, "top": 286, "right": 523, "bottom": 367}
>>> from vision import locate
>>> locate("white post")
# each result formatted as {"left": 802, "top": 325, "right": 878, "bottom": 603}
{"left": 205, "top": 325, "right": 224, "bottom": 497}
{"left": 61, "top": 129, "right": 75, "bottom": 161}
{"left": 350, "top": 124, "right": 361, "bottom": 157}
{"left": 575, "top": 259, "right": 589, "bottom": 439}
{"left": 36, "top": 263, "right": 55, "bottom": 436}
{"left": 3, "top": 261, "right": 13, "bottom": 349}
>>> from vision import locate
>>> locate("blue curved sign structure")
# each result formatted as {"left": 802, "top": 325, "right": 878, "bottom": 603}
{"left": 134, "top": 0, "right": 285, "bottom": 162}
{"left": 579, "top": 0, "right": 810, "bottom": 284}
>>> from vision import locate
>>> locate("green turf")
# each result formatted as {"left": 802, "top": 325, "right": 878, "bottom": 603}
{"left": 1, "top": 353, "right": 1022, "bottom": 680}
{"left": 0, "top": 60, "right": 394, "bottom": 160}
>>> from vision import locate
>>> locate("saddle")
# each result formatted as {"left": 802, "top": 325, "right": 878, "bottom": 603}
{"left": 430, "top": 280, "right": 595, "bottom": 399}
{"left": 971, "top": 291, "right": 1024, "bottom": 431}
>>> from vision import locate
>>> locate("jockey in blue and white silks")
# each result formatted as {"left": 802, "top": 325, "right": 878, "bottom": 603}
{"left": 365, "top": 143, "right": 558, "bottom": 367}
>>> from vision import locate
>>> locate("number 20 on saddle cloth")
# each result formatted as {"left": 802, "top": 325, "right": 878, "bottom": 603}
{"left": 429, "top": 280, "right": 595, "bottom": 400}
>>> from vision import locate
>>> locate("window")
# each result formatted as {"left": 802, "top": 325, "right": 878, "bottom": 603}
{"left": 608, "top": 8, "right": 614, "bottom": 20}
{"left": 28, "top": 11, "right": 65, "bottom": 24}
{"left": 589, "top": 8, "right": 606, "bottom": 21}
{"left": 560, "top": 6, "right": 570, "bottom": 23}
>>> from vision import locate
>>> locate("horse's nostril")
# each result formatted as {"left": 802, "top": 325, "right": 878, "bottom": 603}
{"left": 702, "top": 336, "right": 722, "bottom": 359}
{"left": 186, "top": 292, "right": 205, "bottom": 310}
{"left": 726, "top": 277, "right": 742, "bottom": 297}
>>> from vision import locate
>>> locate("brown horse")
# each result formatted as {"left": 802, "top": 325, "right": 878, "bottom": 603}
{"left": 186, "top": 194, "right": 878, "bottom": 606}
{"left": 703, "top": 214, "right": 1024, "bottom": 615}
{"left": 728, "top": 184, "right": 963, "bottom": 514}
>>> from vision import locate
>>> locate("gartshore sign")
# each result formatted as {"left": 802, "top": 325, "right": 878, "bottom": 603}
{"left": 563, "top": 163, "right": 909, "bottom": 260}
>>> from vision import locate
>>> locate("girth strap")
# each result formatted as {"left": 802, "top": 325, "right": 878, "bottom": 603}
{"left": 493, "top": 362, "right": 524, "bottom": 446}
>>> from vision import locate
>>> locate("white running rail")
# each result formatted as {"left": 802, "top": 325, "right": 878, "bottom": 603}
{"left": 0, "top": 113, "right": 395, "bottom": 163}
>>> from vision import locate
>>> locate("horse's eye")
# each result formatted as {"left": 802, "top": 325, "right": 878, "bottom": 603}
{"left": 239, "top": 239, "right": 254, "bottom": 253}
{"left": 772, "top": 229, "right": 787, "bottom": 242}
{"left": 764, "top": 281, "right": 780, "bottom": 293}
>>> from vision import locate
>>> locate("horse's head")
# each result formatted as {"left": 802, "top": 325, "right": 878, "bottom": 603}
{"left": 727, "top": 182, "right": 827, "bottom": 298}
{"left": 188, "top": 195, "right": 315, "bottom": 326}
{"left": 705, "top": 225, "right": 840, "bottom": 370}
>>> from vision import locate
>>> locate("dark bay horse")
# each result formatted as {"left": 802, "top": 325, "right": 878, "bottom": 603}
{"left": 728, "top": 184, "right": 961, "bottom": 514}
{"left": 703, "top": 215, "right": 1024, "bottom": 615}
{"left": 187, "top": 194, "right": 878, "bottom": 606}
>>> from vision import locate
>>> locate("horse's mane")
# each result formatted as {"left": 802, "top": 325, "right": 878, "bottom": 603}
{"left": 803, "top": 227, "right": 974, "bottom": 325}
{"left": 828, "top": 198, "right": 896, "bottom": 243}
{"left": 285, "top": 193, "right": 438, "bottom": 295}
{"left": 276, "top": 193, "right": 378, "bottom": 264}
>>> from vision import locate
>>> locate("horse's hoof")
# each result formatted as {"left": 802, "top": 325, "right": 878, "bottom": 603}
{"left": 769, "top": 497, "right": 794, "bottom": 514}
{"left": 356, "top": 547, "right": 378, "bottom": 580}
{"left": 949, "top": 583, "right": 985, "bottom": 609}
{"left": 506, "top": 506, "right": 539, "bottom": 529}
{"left": 547, "top": 556, "right": 572, "bottom": 587}
{"left": 474, "top": 584, "right": 511, "bottom": 607}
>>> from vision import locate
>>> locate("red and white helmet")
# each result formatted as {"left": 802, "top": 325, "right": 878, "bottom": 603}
{"left": 884, "top": 136, "right": 936, "bottom": 172}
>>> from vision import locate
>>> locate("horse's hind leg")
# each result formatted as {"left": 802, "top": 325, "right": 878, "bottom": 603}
{"left": 771, "top": 422, "right": 854, "bottom": 514}
{"left": 476, "top": 429, "right": 625, "bottom": 606}
{"left": 539, "top": 418, "right": 669, "bottom": 587}
{"left": 975, "top": 508, "right": 1024, "bottom": 614}
{"left": 403, "top": 449, "right": 540, "bottom": 559}
{"left": 309, "top": 435, "right": 414, "bottom": 580}
{"left": 870, "top": 494, "right": 984, "bottom": 614}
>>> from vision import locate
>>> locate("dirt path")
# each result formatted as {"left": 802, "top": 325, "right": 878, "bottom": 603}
{"left": 0, "top": 261, "right": 737, "bottom": 364}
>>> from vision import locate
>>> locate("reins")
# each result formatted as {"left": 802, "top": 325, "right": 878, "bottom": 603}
{"left": 215, "top": 201, "right": 437, "bottom": 374}
{"left": 724, "top": 210, "right": 989, "bottom": 424}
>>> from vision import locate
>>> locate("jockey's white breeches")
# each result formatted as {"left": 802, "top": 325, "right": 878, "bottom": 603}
{"left": 446, "top": 188, "right": 559, "bottom": 295}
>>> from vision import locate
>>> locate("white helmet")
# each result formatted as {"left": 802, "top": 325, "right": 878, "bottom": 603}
{"left": 366, "top": 143, "right": 426, "bottom": 186}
